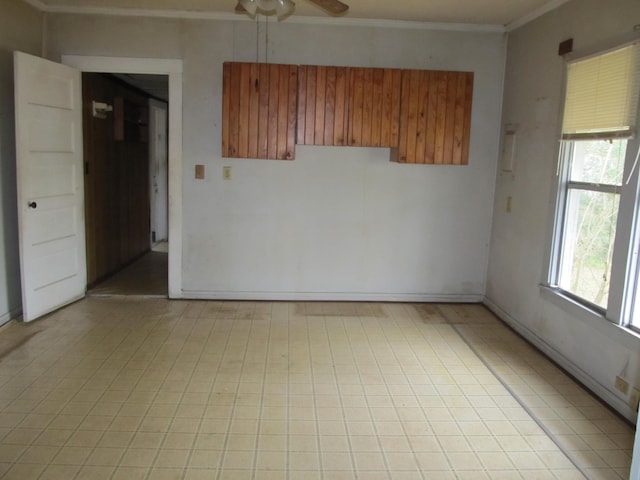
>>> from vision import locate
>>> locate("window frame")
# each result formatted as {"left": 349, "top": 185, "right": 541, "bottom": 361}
{"left": 545, "top": 40, "right": 640, "bottom": 331}
{"left": 548, "top": 140, "right": 624, "bottom": 315}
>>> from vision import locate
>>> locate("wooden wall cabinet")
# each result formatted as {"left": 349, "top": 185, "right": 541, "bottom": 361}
{"left": 297, "top": 66, "right": 401, "bottom": 148}
{"left": 222, "top": 62, "right": 473, "bottom": 165}
{"left": 392, "top": 70, "right": 473, "bottom": 165}
{"left": 297, "top": 65, "right": 349, "bottom": 146}
{"left": 222, "top": 62, "right": 297, "bottom": 160}
{"left": 347, "top": 67, "right": 402, "bottom": 148}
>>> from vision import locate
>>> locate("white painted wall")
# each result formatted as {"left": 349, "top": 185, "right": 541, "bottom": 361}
{"left": 46, "top": 14, "right": 506, "bottom": 302}
{"left": 632, "top": 409, "right": 640, "bottom": 479}
{"left": 0, "top": 0, "right": 43, "bottom": 326}
{"left": 486, "top": 0, "right": 640, "bottom": 421}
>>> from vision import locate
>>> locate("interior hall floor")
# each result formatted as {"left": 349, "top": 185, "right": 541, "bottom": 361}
{"left": 88, "top": 242, "right": 168, "bottom": 297}
{"left": 0, "top": 300, "right": 634, "bottom": 480}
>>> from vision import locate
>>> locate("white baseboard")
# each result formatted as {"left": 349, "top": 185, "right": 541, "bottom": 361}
{"left": 0, "top": 307, "right": 22, "bottom": 329}
{"left": 180, "top": 290, "right": 484, "bottom": 303}
{"left": 483, "top": 296, "right": 637, "bottom": 423}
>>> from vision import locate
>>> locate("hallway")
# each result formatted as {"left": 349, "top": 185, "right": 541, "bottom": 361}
{"left": 88, "top": 244, "right": 168, "bottom": 298}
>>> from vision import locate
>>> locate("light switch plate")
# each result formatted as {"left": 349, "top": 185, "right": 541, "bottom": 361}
{"left": 502, "top": 130, "right": 516, "bottom": 172}
{"left": 195, "top": 164, "right": 205, "bottom": 179}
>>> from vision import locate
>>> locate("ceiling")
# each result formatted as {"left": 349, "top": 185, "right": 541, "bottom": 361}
{"left": 111, "top": 73, "right": 169, "bottom": 102}
{"left": 27, "top": 0, "right": 568, "bottom": 28}
{"left": 45, "top": 0, "right": 568, "bottom": 102}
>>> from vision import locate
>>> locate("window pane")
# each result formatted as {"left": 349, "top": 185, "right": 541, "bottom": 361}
{"left": 558, "top": 189, "right": 620, "bottom": 308}
{"left": 569, "top": 139, "right": 626, "bottom": 185}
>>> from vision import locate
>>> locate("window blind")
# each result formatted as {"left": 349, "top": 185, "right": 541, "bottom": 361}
{"left": 562, "top": 41, "right": 640, "bottom": 140}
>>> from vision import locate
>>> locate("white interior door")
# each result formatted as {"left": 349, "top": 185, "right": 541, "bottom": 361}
{"left": 14, "top": 51, "right": 86, "bottom": 322}
{"left": 149, "top": 98, "right": 168, "bottom": 244}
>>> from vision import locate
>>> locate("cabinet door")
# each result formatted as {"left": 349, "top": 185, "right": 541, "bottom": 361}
{"left": 297, "top": 65, "right": 349, "bottom": 146}
{"left": 348, "top": 67, "right": 402, "bottom": 147}
{"left": 222, "top": 62, "right": 297, "bottom": 160}
{"left": 297, "top": 66, "right": 402, "bottom": 148}
{"left": 393, "top": 70, "right": 473, "bottom": 165}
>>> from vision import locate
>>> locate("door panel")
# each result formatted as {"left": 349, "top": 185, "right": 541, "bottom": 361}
{"left": 14, "top": 51, "right": 86, "bottom": 322}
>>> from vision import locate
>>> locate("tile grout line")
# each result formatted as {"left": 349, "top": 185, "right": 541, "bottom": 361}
{"left": 121, "top": 310, "right": 194, "bottom": 480}
{"left": 433, "top": 304, "right": 591, "bottom": 480}
{"left": 252, "top": 301, "right": 278, "bottom": 478}
{"left": 2, "top": 320, "right": 115, "bottom": 469}
{"left": 215, "top": 304, "right": 256, "bottom": 480}
{"left": 152, "top": 309, "right": 219, "bottom": 479}
{"left": 318, "top": 311, "right": 349, "bottom": 478}
{"left": 284, "top": 303, "right": 293, "bottom": 480}
{"left": 340, "top": 314, "right": 393, "bottom": 477}
{"left": 393, "top": 303, "right": 466, "bottom": 478}
{"left": 363, "top": 307, "right": 430, "bottom": 479}
{"left": 250, "top": 301, "right": 265, "bottom": 479}
{"left": 41, "top": 313, "right": 160, "bottom": 480}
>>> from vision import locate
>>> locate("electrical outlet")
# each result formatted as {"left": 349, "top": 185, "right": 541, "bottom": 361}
{"left": 506, "top": 196, "right": 512, "bottom": 213}
{"left": 615, "top": 376, "right": 630, "bottom": 395}
{"left": 630, "top": 387, "right": 640, "bottom": 412}
{"left": 223, "top": 166, "right": 231, "bottom": 180}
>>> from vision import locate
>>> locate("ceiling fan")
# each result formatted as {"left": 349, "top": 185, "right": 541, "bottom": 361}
{"left": 235, "top": 0, "right": 349, "bottom": 18}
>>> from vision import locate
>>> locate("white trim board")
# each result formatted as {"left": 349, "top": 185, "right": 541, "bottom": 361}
{"left": 181, "top": 291, "right": 484, "bottom": 303}
{"left": 61, "top": 55, "right": 184, "bottom": 299}
{"left": 19, "top": 0, "right": 46, "bottom": 11}
{"left": 505, "top": 0, "right": 571, "bottom": 31}
{"left": 0, "top": 307, "right": 23, "bottom": 328}
{"left": 22, "top": 0, "right": 572, "bottom": 33}
{"left": 22, "top": 2, "right": 505, "bottom": 32}
{"left": 483, "top": 296, "right": 639, "bottom": 423}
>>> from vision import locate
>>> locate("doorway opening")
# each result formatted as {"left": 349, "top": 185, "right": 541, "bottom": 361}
{"left": 82, "top": 73, "right": 169, "bottom": 297}
{"left": 61, "top": 55, "right": 183, "bottom": 299}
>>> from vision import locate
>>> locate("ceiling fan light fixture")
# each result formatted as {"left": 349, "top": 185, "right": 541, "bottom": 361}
{"left": 274, "top": 0, "right": 295, "bottom": 18}
{"left": 239, "top": 0, "right": 258, "bottom": 15}
{"left": 239, "top": 0, "right": 295, "bottom": 19}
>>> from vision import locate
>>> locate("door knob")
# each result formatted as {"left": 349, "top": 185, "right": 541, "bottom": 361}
{"left": 28, "top": 201, "right": 37, "bottom": 209}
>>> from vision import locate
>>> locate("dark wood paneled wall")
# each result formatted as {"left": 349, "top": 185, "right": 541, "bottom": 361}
{"left": 82, "top": 73, "right": 150, "bottom": 286}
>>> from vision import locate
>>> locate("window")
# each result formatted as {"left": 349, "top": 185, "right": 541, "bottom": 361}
{"left": 555, "top": 139, "right": 625, "bottom": 309}
{"left": 549, "top": 41, "right": 640, "bottom": 327}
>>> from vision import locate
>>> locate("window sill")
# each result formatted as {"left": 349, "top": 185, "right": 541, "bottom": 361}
{"left": 539, "top": 285, "right": 640, "bottom": 351}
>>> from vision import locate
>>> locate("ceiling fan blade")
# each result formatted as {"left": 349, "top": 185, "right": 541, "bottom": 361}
{"left": 308, "top": 0, "right": 348, "bottom": 15}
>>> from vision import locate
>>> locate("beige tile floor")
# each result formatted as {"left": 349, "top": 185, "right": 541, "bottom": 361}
{"left": 88, "top": 246, "right": 168, "bottom": 297}
{"left": 0, "top": 299, "right": 634, "bottom": 480}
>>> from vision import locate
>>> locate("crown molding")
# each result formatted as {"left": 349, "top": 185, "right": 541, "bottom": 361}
{"left": 23, "top": 1, "right": 506, "bottom": 33}
{"left": 20, "top": 0, "right": 575, "bottom": 36}
{"left": 506, "top": 0, "right": 570, "bottom": 32}
{"left": 20, "top": 0, "right": 47, "bottom": 10}
{"left": 291, "top": 15, "right": 505, "bottom": 32}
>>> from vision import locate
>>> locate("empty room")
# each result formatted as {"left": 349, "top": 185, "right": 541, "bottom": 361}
{"left": 1, "top": 0, "right": 640, "bottom": 478}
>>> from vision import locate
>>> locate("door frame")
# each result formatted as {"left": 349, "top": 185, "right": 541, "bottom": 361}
{"left": 62, "top": 55, "right": 183, "bottom": 298}
{"left": 148, "top": 98, "right": 169, "bottom": 247}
